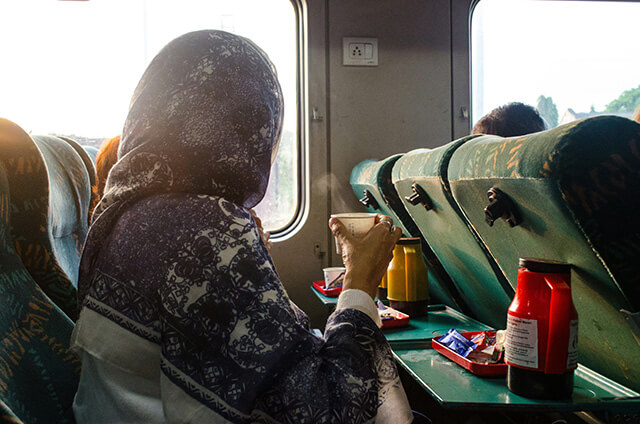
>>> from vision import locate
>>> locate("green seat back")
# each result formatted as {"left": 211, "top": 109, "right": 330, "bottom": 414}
{"left": 392, "top": 136, "right": 513, "bottom": 329}
{"left": 0, "top": 119, "right": 78, "bottom": 320}
{"left": 447, "top": 116, "right": 640, "bottom": 391}
{"left": 350, "top": 155, "right": 467, "bottom": 310}
{"left": 0, "top": 162, "right": 80, "bottom": 423}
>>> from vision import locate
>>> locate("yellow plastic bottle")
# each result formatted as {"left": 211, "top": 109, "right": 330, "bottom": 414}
{"left": 387, "top": 237, "right": 429, "bottom": 317}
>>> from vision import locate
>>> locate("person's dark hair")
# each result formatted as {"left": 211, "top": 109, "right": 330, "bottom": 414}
{"left": 472, "top": 102, "right": 547, "bottom": 137}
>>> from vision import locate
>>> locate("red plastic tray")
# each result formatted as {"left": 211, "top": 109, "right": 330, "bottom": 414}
{"left": 378, "top": 304, "right": 410, "bottom": 330}
{"left": 312, "top": 280, "right": 343, "bottom": 297}
{"left": 432, "top": 331, "right": 507, "bottom": 377}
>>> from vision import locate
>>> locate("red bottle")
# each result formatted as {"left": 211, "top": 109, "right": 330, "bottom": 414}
{"left": 505, "top": 258, "right": 578, "bottom": 399}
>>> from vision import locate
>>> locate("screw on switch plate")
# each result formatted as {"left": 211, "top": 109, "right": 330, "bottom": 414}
{"left": 343, "top": 37, "right": 378, "bottom": 66}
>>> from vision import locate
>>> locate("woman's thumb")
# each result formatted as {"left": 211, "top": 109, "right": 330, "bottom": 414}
{"left": 329, "top": 218, "right": 347, "bottom": 240}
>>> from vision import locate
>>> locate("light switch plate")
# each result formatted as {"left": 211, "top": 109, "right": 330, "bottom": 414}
{"left": 343, "top": 37, "right": 378, "bottom": 66}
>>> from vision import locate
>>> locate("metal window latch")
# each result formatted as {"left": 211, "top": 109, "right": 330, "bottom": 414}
{"left": 405, "top": 184, "right": 433, "bottom": 211}
{"left": 484, "top": 187, "right": 522, "bottom": 227}
{"left": 621, "top": 309, "right": 640, "bottom": 347}
{"left": 313, "top": 242, "right": 325, "bottom": 258}
{"left": 311, "top": 107, "right": 323, "bottom": 122}
{"left": 359, "top": 190, "right": 380, "bottom": 210}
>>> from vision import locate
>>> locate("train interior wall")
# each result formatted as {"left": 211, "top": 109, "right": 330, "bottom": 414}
{"left": 273, "top": 0, "right": 473, "bottom": 327}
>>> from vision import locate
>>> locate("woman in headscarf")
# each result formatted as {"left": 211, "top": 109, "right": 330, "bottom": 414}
{"left": 72, "top": 30, "right": 412, "bottom": 423}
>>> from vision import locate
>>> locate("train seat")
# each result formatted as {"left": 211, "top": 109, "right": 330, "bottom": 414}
{"left": 391, "top": 136, "right": 513, "bottom": 329}
{"left": 81, "top": 145, "right": 98, "bottom": 166}
{"left": 350, "top": 155, "right": 467, "bottom": 311}
{"left": 31, "top": 135, "right": 92, "bottom": 288}
{"left": 58, "top": 137, "right": 96, "bottom": 191}
{"left": 447, "top": 115, "right": 640, "bottom": 391}
{"left": 0, "top": 119, "right": 78, "bottom": 320}
{"left": 0, "top": 162, "right": 80, "bottom": 424}
{"left": 58, "top": 137, "right": 99, "bottom": 224}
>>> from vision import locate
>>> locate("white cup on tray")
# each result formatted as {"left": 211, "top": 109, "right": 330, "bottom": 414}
{"left": 322, "top": 267, "right": 346, "bottom": 289}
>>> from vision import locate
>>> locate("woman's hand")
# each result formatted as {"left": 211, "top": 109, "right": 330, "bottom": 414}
{"left": 329, "top": 214, "right": 402, "bottom": 299}
{"left": 250, "top": 209, "right": 272, "bottom": 254}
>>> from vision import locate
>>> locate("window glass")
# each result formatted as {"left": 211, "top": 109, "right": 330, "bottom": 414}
{"left": 0, "top": 0, "right": 298, "bottom": 232}
{"left": 472, "top": 0, "right": 640, "bottom": 128}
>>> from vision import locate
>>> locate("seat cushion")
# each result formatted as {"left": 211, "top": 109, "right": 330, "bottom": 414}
{"left": 0, "top": 119, "right": 78, "bottom": 320}
{"left": 0, "top": 162, "right": 80, "bottom": 423}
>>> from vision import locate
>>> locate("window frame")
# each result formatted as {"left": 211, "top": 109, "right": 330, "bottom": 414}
{"left": 269, "top": 0, "right": 308, "bottom": 239}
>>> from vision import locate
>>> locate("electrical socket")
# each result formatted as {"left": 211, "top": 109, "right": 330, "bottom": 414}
{"left": 349, "top": 43, "right": 365, "bottom": 59}
{"left": 343, "top": 37, "right": 378, "bottom": 66}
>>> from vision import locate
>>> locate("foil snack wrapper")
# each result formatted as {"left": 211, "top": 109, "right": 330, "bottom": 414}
{"left": 437, "top": 329, "right": 478, "bottom": 358}
{"left": 439, "top": 329, "right": 507, "bottom": 364}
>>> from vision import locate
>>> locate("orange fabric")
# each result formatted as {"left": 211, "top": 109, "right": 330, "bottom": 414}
{"left": 95, "top": 135, "right": 120, "bottom": 199}
{"left": 632, "top": 104, "right": 640, "bottom": 124}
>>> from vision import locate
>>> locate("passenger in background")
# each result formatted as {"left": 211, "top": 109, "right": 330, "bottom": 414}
{"left": 95, "top": 135, "right": 120, "bottom": 199}
{"left": 89, "top": 135, "right": 120, "bottom": 218}
{"left": 72, "top": 30, "right": 412, "bottom": 424}
{"left": 472, "top": 102, "right": 547, "bottom": 137}
{"left": 632, "top": 104, "right": 640, "bottom": 123}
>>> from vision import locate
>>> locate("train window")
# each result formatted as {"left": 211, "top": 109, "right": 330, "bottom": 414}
{"left": 0, "top": 0, "right": 301, "bottom": 233}
{"left": 471, "top": 0, "right": 640, "bottom": 129}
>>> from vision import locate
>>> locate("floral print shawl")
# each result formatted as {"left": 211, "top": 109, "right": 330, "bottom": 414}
{"left": 73, "top": 30, "right": 411, "bottom": 423}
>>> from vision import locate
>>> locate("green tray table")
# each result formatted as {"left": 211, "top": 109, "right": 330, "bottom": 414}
{"left": 393, "top": 346, "right": 640, "bottom": 412}
{"left": 384, "top": 305, "right": 492, "bottom": 346}
{"left": 309, "top": 290, "right": 492, "bottom": 344}
{"left": 311, "top": 285, "right": 339, "bottom": 308}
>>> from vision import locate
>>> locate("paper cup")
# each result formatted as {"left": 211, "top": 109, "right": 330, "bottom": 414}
{"left": 330, "top": 212, "right": 377, "bottom": 254}
{"left": 323, "top": 267, "right": 346, "bottom": 289}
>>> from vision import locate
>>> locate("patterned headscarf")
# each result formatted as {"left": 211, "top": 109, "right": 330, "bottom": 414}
{"left": 74, "top": 30, "right": 412, "bottom": 423}
{"left": 79, "top": 30, "right": 283, "bottom": 304}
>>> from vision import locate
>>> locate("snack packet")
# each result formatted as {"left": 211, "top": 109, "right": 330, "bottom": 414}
{"left": 467, "top": 330, "right": 506, "bottom": 364}
{"left": 377, "top": 302, "right": 402, "bottom": 321}
{"left": 437, "top": 329, "right": 478, "bottom": 358}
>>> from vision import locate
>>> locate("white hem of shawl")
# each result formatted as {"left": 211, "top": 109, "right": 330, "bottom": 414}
{"left": 336, "top": 289, "right": 382, "bottom": 328}
{"left": 160, "top": 363, "right": 279, "bottom": 424}
{"left": 72, "top": 304, "right": 161, "bottom": 379}
{"left": 376, "top": 378, "right": 414, "bottom": 424}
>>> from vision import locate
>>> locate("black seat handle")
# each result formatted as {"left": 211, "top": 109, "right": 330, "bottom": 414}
{"left": 359, "top": 190, "right": 380, "bottom": 210}
{"left": 484, "top": 187, "right": 521, "bottom": 227}
{"left": 405, "top": 184, "right": 433, "bottom": 211}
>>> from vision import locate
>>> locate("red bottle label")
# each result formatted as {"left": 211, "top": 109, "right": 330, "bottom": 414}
{"left": 505, "top": 315, "right": 539, "bottom": 369}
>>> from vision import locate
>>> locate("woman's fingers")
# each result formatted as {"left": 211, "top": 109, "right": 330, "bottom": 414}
{"left": 375, "top": 214, "right": 393, "bottom": 227}
{"left": 250, "top": 209, "right": 264, "bottom": 231}
{"left": 263, "top": 231, "right": 271, "bottom": 245}
{"left": 390, "top": 224, "right": 402, "bottom": 241}
{"left": 329, "top": 217, "right": 346, "bottom": 236}
{"left": 368, "top": 217, "right": 396, "bottom": 238}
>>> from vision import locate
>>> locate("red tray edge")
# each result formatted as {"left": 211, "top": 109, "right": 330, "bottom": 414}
{"left": 432, "top": 331, "right": 507, "bottom": 377}
{"left": 312, "top": 280, "right": 343, "bottom": 297}
{"left": 381, "top": 315, "right": 410, "bottom": 330}
{"left": 379, "top": 305, "right": 410, "bottom": 330}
